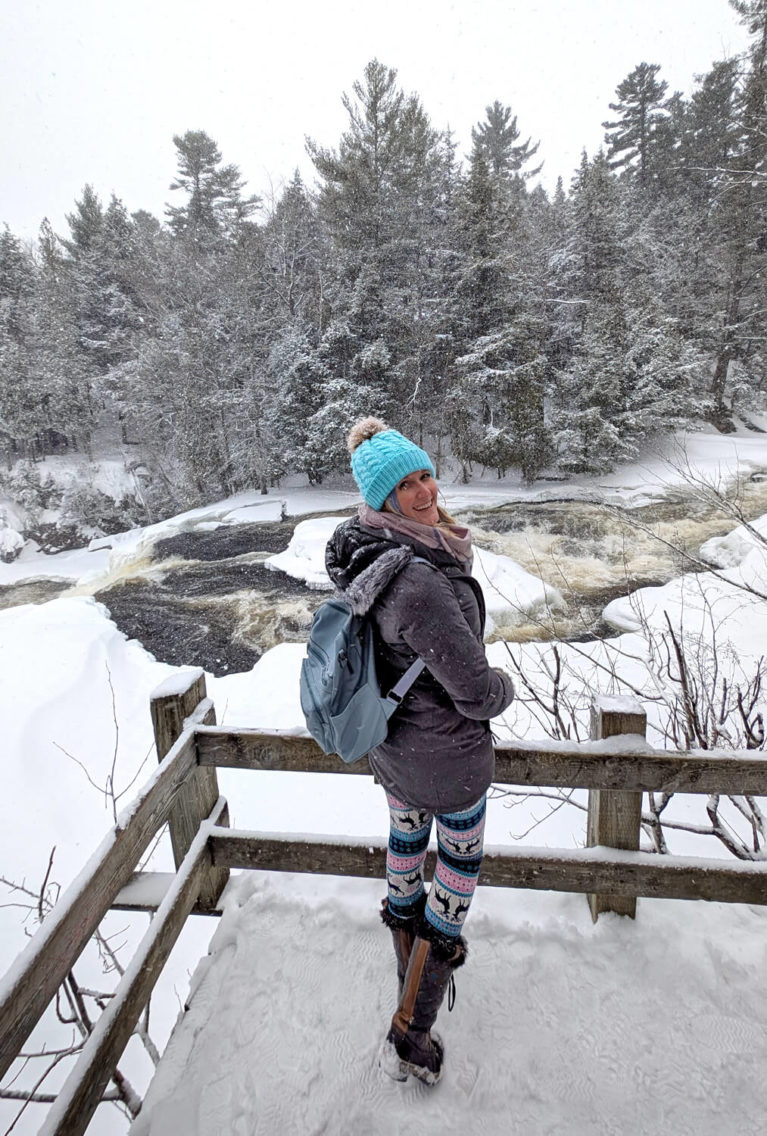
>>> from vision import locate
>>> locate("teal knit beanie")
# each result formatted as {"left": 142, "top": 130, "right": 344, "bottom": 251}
{"left": 347, "top": 417, "right": 435, "bottom": 510}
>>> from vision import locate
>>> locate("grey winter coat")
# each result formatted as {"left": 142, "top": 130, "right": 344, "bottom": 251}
{"left": 325, "top": 516, "right": 514, "bottom": 812}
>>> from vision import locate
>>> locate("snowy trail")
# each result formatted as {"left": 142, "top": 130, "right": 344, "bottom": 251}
{"left": 132, "top": 875, "right": 767, "bottom": 1136}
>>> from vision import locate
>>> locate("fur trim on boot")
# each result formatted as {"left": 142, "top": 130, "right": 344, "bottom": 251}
{"left": 379, "top": 1030, "right": 445, "bottom": 1085}
{"left": 417, "top": 918, "right": 468, "bottom": 964}
{"left": 379, "top": 894, "right": 427, "bottom": 932}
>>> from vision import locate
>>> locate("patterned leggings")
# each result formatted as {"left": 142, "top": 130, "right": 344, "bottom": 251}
{"left": 385, "top": 792, "right": 487, "bottom": 939}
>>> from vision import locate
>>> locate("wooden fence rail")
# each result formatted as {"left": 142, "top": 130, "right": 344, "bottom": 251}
{"left": 194, "top": 726, "right": 767, "bottom": 794}
{"left": 207, "top": 830, "right": 767, "bottom": 905}
{"left": 2, "top": 670, "right": 767, "bottom": 1135}
{"left": 0, "top": 726, "right": 198, "bottom": 1084}
{"left": 39, "top": 798, "right": 228, "bottom": 1136}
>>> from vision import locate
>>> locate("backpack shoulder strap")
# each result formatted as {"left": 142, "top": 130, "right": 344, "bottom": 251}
{"left": 384, "top": 655, "right": 426, "bottom": 708}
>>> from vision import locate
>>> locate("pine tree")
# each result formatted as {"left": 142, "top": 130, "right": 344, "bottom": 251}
{"left": 470, "top": 100, "right": 542, "bottom": 193}
{"left": 262, "top": 172, "right": 325, "bottom": 325}
{"left": 680, "top": 60, "right": 740, "bottom": 202}
{"left": 453, "top": 144, "right": 509, "bottom": 339}
{"left": 62, "top": 184, "right": 105, "bottom": 257}
{"left": 701, "top": 3, "right": 767, "bottom": 420}
{"left": 166, "top": 131, "right": 259, "bottom": 247}
{"left": 268, "top": 321, "right": 330, "bottom": 482}
{"left": 0, "top": 227, "right": 34, "bottom": 341}
{"left": 444, "top": 92, "right": 558, "bottom": 485}
{"left": 655, "top": 59, "right": 740, "bottom": 417}
{"left": 0, "top": 228, "right": 36, "bottom": 459}
{"left": 307, "top": 60, "right": 453, "bottom": 435}
{"left": 0, "top": 219, "right": 97, "bottom": 460}
{"left": 603, "top": 63, "right": 671, "bottom": 191}
{"left": 63, "top": 193, "right": 145, "bottom": 374}
{"left": 552, "top": 153, "right": 631, "bottom": 470}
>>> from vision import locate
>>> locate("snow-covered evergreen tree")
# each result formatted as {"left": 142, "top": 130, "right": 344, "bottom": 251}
{"left": 551, "top": 153, "right": 631, "bottom": 470}
{"left": 307, "top": 60, "right": 454, "bottom": 444}
{"left": 166, "top": 131, "right": 259, "bottom": 247}
{"left": 603, "top": 63, "right": 671, "bottom": 191}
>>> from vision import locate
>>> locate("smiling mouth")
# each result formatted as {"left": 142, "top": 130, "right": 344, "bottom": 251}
{"left": 414, "top": 501, "right": 435, "bottom": 511}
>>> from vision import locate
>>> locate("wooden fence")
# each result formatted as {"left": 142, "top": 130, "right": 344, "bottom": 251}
{"left": 2, "top": 669, "right": 767, "bottom": 1134}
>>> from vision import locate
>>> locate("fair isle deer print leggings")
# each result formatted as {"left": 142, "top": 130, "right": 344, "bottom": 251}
{"left": 385, "top": 792, "right": 487, "bottom": 938}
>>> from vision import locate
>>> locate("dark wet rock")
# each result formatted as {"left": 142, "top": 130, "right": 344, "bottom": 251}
{"left": 95, "top": 540, "right": 324, "bottom": 673}
{"left": 158, "top": 559, "right": 311, "bottom": 600}
{"left": 561, "top": 578, "right": 667, "bottom": 643}
{"left": 96, "top": 580, "right": 259, "bottom": 675}
{"left": 153, "top": 521, "right": 294, "bottom": 561}
{"left": 566, "top": 619, "right": 621, "bottom": 644}
{"left": 26, "top": 521, "right": 89, "bottom": 554}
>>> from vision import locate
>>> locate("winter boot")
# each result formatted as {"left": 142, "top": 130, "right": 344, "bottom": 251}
{"left": 380, "top": 894, "right": 427, "bottom": 999}
{"left": 381, "top": 925, "right": 467, "bottom": 1086}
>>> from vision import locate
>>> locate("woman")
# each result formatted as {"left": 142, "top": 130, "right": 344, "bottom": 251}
{"left": 325, "top": 417, "right": 514, "bottom": 1085}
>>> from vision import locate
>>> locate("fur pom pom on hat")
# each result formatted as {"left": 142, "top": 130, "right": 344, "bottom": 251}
{"left": 347, "top": 417, "right": 435, "bottom": 510}
{"left": 347, "top": 416, "right": 390, "bottom": 455}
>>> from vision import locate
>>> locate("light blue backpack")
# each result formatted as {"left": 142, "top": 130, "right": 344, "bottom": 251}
{"left": 300, "top": 562, "right": 431, "bottom": 764}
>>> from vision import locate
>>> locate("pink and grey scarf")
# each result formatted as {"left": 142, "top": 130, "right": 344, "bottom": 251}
{"left": 358, "top": 502, "right": 473, "bottom": 571}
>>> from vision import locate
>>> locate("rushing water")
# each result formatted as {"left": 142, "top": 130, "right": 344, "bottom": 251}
{"left": 4, "top": 475, "right": 767, "bottom": 674}
{"left": 92, "top": 520, "right": 322, "bottom": 674}
{"left": 463, "top": 475, "right": 767, "bottom": 643}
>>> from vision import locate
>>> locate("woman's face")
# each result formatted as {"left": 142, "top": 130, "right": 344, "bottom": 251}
{"left": 395, "top": 469, "right": 439, "bottom": 525}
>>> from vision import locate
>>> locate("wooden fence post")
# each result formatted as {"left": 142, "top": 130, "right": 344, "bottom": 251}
{"left": 150, "top": 669, "right": 229, "bottom": 911}
{"left": 587, "top": 694, "right": 647, "bottom": 922}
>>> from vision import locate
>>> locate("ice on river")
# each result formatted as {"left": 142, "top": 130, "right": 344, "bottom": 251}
{"left": 264, "top": 515, "right": 563, "bottom": 631}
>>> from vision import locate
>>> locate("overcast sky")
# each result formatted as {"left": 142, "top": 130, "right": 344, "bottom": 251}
{"left": 0, "top": 0, "right": 752, "bottom": 241}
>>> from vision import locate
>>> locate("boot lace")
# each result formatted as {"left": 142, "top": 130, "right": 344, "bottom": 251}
{"left": 447, "top": 973, "right": 456, "bottom": 1012}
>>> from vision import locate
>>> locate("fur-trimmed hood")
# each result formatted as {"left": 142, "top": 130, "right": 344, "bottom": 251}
{"left": 325, "top": 518, "right": 417, "bottom": 615}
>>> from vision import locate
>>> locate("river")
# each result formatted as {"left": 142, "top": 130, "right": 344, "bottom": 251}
{"left": 3, "top": 474, "right": 767, "bottom": 675}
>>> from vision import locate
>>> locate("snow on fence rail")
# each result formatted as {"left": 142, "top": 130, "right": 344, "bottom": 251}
{"left": 2, "top": 671, "right": 767, "bottom": 1135}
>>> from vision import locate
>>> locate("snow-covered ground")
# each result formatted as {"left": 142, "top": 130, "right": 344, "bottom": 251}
{"left": 3, "top": 427, "right": 767, "bottom": 1134}
{"left": 133, "top": 876, "right": 767, "bottom": 1136}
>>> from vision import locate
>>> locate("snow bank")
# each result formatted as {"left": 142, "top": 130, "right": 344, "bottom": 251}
{"left": 0, "top": 597, "right": 174, "bottom": 905}
{"left": 0, "top": 540, "right": 112, "bottom": 586}
{"left": 208, "top": 643, "right": 307, "bottom": 732}
{"left": 0, "top": 597, "right": 216, "bottom": 1135}
{"left": 602, "top": 523, "right": 767, "bottom": 663}
{"left": 699, "top": 513, "right": 767, "bottom": 568}
{"left": 264, "top": 516, "right": 339, "bottom": 589}
{"left": 0, "top": 521, "right": 24, "bottom": 562}
{"left": 473, "top": 544, "right": 562, "bottom": 628}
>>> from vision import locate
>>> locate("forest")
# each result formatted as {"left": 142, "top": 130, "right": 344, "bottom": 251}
{"left": 1, "top": 0, "right": 766, "bottom": 529}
